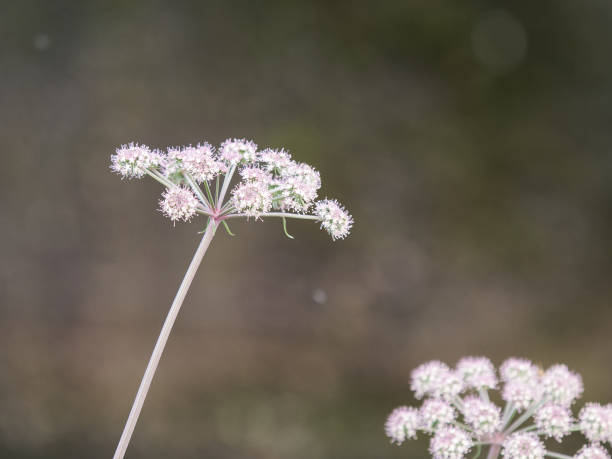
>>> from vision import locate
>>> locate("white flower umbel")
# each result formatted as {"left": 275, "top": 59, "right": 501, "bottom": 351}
{"left": 110, "top": 139, "right": 353, "bottom": 459}
{"left": 579, "top": 403, "right": 612, "bottom": 443}
{"left": 385, "top": 406, "right": 419, "bottom": 445}
{"left": 502, "top": 432, "right": 545, "bottom": 459}
{"left": 385, "top": 357, "right": 612, "bottom": 459}
{"left": 575, "top": 444, "right": 611, "bottom": 459}
{"left": 429, "top": 426, "right": 473, "bottom": 459}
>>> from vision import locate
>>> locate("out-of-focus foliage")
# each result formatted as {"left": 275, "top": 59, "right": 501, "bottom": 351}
{"left": 1, "top": 1, "right": 612, "bottom": 458}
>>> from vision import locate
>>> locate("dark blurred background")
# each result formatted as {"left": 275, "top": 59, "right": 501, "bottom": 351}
{"left": 2, "top": 1, "right": 612, "bottom": 458}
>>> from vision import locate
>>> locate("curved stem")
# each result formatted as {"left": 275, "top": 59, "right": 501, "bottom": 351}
{"left": 113, "top": 221, "right": 217, "bottom": 459}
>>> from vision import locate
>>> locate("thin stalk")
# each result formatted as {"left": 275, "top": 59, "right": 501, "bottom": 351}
{"left": 215, "top": 176, "right": 219, "bottom": 204}
{"left": 515, "top": 424, "right": 538, "bottom": 433}
{"left": 486, "top": 444, "right": 501, "bottom": 459}
{"left": 226, "top": 212, "right": 319, "bottom": 221}
{"left": 501, "top": 405, "right": 516, "bottom": 430}
{"left": 149, "top": 169, "right": 175, "bottom": 188}
{"left": 203, "top": 181, "right": 215, "bottom": 207}
{"left": 185, "top": 174, "right": 213, "bottom": 212}
{"left": 217, "top": 165, "right": 236, "bottom": 206}
{"left": 113, "top": 221, "right": 217, "bottom": 459}
{"left": 145, "top": 169, "right": 173, "bottom": 188}
{"left": 546, "top": 453, "right": 573, "bottom": 459}
{"left": 504, "top": 400, "right": 545, "bottom": 434}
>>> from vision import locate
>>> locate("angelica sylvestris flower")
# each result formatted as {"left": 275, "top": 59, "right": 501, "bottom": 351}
{"left": 411, "top": 361, "right": 452, "bottom": 400}
{"left": 166, "top": 144, "right": 222, "bottom": 182}
{"left": 575, "top": 444, "right": 611, "bottom": 459}
{"left": 541, "top": 364, "right": 583, "bottom": 407}
{"left": 457, "top": 356, "right": 497, "bottom": 390}
{"left": 502, "top": 432, "right": 545, "bottom": 459}
{"left": 534, "top": 403, "right": 572, "bottom": 441}
{"left": 111, "top": 143, "right": 162, "bottom": 179}
{"left": 110, "top": 139, "right": 353, "bottom": 240}
{"left": 385, "top": 406, "right": 419, "bottom": 445}
{"left": 219, "top": 138, "right": 257, "bottom": 165}
{"left": 502, "top": 380, "right": 537, "bottom": 411}
{"left": 429, "top": 427, "right": 472, "bottom": 459}
{"left": 385, "top": 357, "right": 612, "bottom": 459}
{"left": 579, "top": 403, "right": 612, "bottom": 443}
{"left": 500, "top": 358, "right": 539, "bottom": 384}
{"left": 462, "top": 397, "right": 501, "bottom": 436}
{"left": 160, "top": 187, "right": 199, "bottom": 223}
{"left": 314, "top": 199, "right": 353, "bottom": 241}
{"left": 420, "top": 399, "right": 456, "bottom": 432}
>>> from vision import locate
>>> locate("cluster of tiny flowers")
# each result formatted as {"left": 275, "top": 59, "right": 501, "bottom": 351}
{"left": 160, "top": 187, "right": 199, "bottom": 223}
{"left": 386, "top": 357, "right": 612, "bottom": 459}
{"left": 111, "top": 143, "right": 162, "bottom": 179}
{"left": 110, "top": 139, "right": 352, "bottom": 239}
{"left": 385, "top": 406, "right": 419, "bottom": 445}
{"left": 579, "top": 403, "right": 612, "bottom": 443}
{"left": 575, "top": 445, "right": 611, "bottom": 459}
{"left": 502, "top": 432, "right": 545, "bottom": 459}
{"left": 219, "top": 138, "right": 257, "bottom": 165}
{"left": 165, "top": 144, "right": 223, "bottom": 182}
{"left": 314, "top": 200, "right": 353, "bottom": 241}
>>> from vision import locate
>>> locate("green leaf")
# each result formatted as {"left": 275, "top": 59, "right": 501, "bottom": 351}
{"left": 282, "top": 217, "right": 294, "bottom": 239}
{"left": 222, "top": 220, "right": 235, "bottom": 236}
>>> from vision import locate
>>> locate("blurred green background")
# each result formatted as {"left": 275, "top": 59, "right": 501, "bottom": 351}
{"left": 2, "top": 1, "right": 612, "bottom": 458}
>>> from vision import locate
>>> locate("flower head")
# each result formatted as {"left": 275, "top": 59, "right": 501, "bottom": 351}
{"left": 231, "top": 181, "right": 272, "bottom": 218}
{"left": 575, "top": 444, "right": 611, "bottom": 459}
{"left": 259, "top": 148, "right": 293, "bottom": 175}
{"left": 387, "top": 357, "right": 605, "bottom": 459}
{"left": 456, "top": 357, "right": 497, "bottom": 390}
{"left": 462, "top": 397, "right": 502, "bottom": 436}
{"left": 502, "top": 432, "right": 545, "bottom": 459}
{"left": 111, "top": 139, "right": 352, "bottom": 240}
{"left": 219, "top": 138, "right": 257, "bottom": 165}
{"left": 420, "top": 399, "right": 456, "bottom": 433}
{"left": 433, "top": 371, "right": 464, "bottom": 401}
{"left": 579, "top": 403, "right": 612, "bottom": 443}
{"left": 111, "top": 143, "right": 161, "bottom": 179}
{"left": 160, "top": 187, "right": 199, "bottom": 223}
{"left": 500, "top": 358, "right": 539, "bottom": 384}
{"left": 166, "top": 144, "right": 222, "bottom": 182}
{"left": 385, "top": 406, "right": 419, "bottom": 445}
{"left": 314, "top": 199, "right": 353, "bottom": 240}
{"left": 429, "top": 426, "right": 472, "bottom": 459}
{"left": 411, "top": 361, "right": 452, "bottom": 400}
{"left": 502, "top": 381, "right": 538, "bottom": 411}
{"left": 534, "top": 403, "right": 572, "bottom": 442}
{"left": 541, "top": 364, "right": 583, "bottom": 407}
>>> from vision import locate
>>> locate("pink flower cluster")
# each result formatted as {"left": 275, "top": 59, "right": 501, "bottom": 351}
{"left": 110, "top": 139, "right": 353, "bottom": 239}
{"left": 385, "top": 357, "right": 612, "bottom": 459}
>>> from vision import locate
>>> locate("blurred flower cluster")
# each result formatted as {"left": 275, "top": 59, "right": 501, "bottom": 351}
{"left": 110, "top": 140, "right": 352, "bottom": 239}
{"left": 385, "top": 357, "right": 612, "bottom": 459}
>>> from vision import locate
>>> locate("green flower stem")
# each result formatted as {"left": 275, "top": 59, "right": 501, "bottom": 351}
{"left": 113, "top": 221, "right": 217, "bottom": 459}
{"left": 185, "top": 174, "right": 213, "bottom": 212}
{"left": 504, "top": 400, "right": 545, "bottom": 434}
{"left": 145, "top": 169, "right": 173, "bottom": 188}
